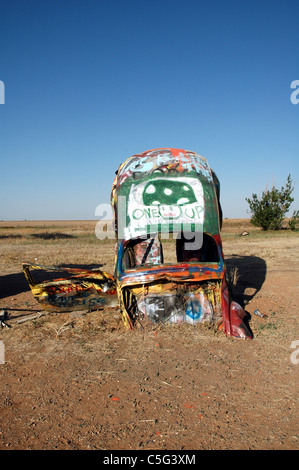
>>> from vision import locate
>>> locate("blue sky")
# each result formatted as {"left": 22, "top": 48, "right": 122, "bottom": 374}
{"left": 0, "top": 0, "right": 298, "bottom": 220}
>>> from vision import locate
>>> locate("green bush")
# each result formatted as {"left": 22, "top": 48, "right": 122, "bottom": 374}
{"left": 289, "top": 210, "right": 299, "bottom": 231}
{"left": 246, "top": 175, "right": 294, "bottom": 231}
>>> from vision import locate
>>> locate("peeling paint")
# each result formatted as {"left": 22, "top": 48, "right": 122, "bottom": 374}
{"left": 111, "top": 148, "right": 252, "bottom": 339}
{"left": 22, "top": 264, "right": 117, "bottom": 312}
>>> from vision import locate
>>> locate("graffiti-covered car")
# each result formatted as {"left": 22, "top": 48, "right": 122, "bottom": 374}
{"left": 23, "top": 148, "right": 252, "bottom": 339}
{"left": 110, "top": 148, "right": 252, "bottom": 339}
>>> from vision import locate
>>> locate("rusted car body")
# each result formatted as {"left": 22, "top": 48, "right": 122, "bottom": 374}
{"left": 111, "top": 148, "right": 252, "bottom": 339}
{"left": 22, "top": 263, "right": 117, "bottom": 312}
{"left": 23, "top": 148, "right": 252, "bottom": 339}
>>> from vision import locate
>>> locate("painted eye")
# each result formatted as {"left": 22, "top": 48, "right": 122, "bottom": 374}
{"left": 145, "top": 184, "right": 156, "bottom": 194}
{"left": 183, "top": 185, "right": 190, "bottom": 191}
{"left": 177, "top": 197, "right": 190, "bottom": 205}
{"left": 164, "top": 188, "right": 172, "bottom": 195}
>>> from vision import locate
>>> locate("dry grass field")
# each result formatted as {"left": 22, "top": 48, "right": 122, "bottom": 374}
{"left": 0, "top": 219, "right": 298, "bottom": 450}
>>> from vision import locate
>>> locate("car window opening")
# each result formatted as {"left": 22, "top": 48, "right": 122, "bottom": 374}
{"left": 122, "top": 232, "right": 219, "bottom": 270}
{"left": 176, "top": 232, "right": 219, "bottom": 263}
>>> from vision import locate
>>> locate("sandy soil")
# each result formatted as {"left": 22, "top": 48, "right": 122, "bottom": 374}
{"left": 0, "top": 221, "right": 298, "bottom": 450}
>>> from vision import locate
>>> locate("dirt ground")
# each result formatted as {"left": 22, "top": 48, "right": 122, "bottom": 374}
{"left": 0, "top": 220, "right": 298, "bottom": 450}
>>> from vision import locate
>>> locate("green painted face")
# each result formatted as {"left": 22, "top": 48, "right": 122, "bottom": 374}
{"left": 143, "top": 180, "right": 197, "bottom": 206}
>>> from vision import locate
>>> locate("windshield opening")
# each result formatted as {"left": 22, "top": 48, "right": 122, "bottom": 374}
{"left": 122, "top": 234, "right": 164, "bottom": 269}
{"left": 122, "top": 232, "right": 219, "bottom": 271}
{"left": 176, "top": 232, "right": 219, "bottom": 263}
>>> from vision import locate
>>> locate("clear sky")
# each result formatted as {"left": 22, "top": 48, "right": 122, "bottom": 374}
{"left": 0, "top": 0, "right": 298, "bottom": 220}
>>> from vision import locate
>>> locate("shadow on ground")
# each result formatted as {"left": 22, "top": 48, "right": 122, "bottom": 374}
{"left": 225, "top": 255, "right": 267, "bottom": 307}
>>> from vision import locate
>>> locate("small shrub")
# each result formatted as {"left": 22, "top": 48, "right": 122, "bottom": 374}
{"left": 246, "top": 175, "right": 295, "bottom": 230}
{"left": 289, "top": 210, "right": 299, "bottom": 231}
